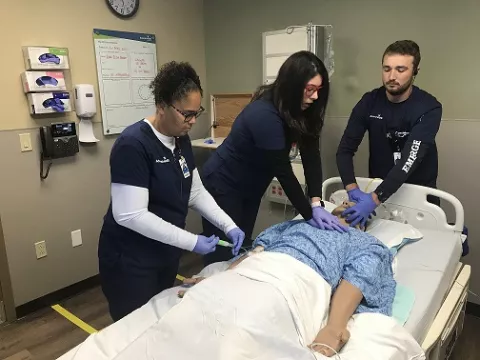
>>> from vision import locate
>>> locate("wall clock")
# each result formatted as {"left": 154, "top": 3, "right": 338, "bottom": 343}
{"left": 106, "top": 0, "right": 139, "bottom": 19}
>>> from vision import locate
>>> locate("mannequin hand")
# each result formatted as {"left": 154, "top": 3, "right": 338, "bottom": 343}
{"left": 343, "top": 193, "right": 379, "bottom": 228}
{"left": 177, "top": 277, "right": 206, "bottom": 298}
{"left": 308, "top": 206, "right": 348, "bottom": 233}
{"left": 226, "top": 227, "right": 245, "bottom": 256}
{"left": 193, "top": 235, "right": 219, "bottom": 255}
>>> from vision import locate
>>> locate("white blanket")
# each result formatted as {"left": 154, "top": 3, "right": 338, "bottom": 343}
{"left": 58, "top": 252, "right": 425, "bottom": 360}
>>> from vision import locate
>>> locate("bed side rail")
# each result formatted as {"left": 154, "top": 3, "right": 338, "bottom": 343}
{"left": 322, "top": 177, "right": 464, "bottom": 233}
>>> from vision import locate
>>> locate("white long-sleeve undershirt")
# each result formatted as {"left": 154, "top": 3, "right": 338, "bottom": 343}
{"left": 111, "top": 119, "right": 237, "bottom": 251}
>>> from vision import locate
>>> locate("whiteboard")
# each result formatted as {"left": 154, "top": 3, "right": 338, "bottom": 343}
{"left": 262, "top": 26, "right": 309, "bottom": 84}
{"left": 93, "top": 29, "right": 158, "bottom": 135}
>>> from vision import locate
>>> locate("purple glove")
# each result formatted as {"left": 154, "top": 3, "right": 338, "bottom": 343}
{"left": 343, "top": 193, "right": 378, "bottom": 228}
{"left": 307, "top": 206, "right": 348, "bottom": 233}
{"left": 226, "top": 227, "right": 245, "bottom": 256}
{"left": 193, "top": 235, "right": 219, "bottom": 255}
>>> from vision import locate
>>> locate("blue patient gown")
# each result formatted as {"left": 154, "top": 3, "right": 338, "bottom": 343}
{"left": 253, "top": 220, "right": 396, "bottom": 316}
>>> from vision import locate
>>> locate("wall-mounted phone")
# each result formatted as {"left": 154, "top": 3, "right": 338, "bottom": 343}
{"left": 39, "top": 122, "right": 79, "bottom": 180}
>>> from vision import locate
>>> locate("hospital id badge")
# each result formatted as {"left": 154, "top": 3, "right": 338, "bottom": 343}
{"left": 179, "top": 156, "right": 190, "bottom": 178}
{"left": 393, "top": 152, "right": 401, "bottom": 164}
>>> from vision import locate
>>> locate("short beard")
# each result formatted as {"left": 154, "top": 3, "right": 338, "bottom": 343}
{"left": 384, "top": 76, "right": 414, "bottom": 96}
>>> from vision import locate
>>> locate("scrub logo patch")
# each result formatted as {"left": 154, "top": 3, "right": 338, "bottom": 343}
{"left": 369, "top": 114, "right": 383, "bottom": 120}
{"left": 156, "top": 157, "right": 170, "bottom": 164}
{"left": 402, "top": 140, "right": 421, "bottom": 173}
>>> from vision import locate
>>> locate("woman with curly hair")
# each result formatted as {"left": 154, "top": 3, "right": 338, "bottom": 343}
{"left": 98, "top": 61, "right": 245, "bottom": 322}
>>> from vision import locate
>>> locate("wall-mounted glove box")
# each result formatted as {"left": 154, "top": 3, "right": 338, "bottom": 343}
{"left": 23, "top": 46, "right": 70, "bottom": 70}
{"left": 27, "top": 92, "right": 72, "bottom": 114}
{"left": 22, "top": 71, "right": 67, "bottom": 92}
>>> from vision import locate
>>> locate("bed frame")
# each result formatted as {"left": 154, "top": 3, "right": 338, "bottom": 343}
{"left": 321, "top": 177, "right": 471, "bottom": 360}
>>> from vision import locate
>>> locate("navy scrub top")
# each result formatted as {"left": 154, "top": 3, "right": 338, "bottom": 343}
{"left": 98, "top": 120, "right": 196, "bottom": 268}
{"left": 202, "top": 99, "right": 295, "bottom": 198}
{"left": 337, "top": 85, "right": 442, "bottom": 201}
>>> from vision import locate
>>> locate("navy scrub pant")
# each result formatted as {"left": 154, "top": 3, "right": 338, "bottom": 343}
{"left": 99, "top": 257, "right": 179, "bottom": 322}
{"left": 202, "top": 187, "right": 261, "bottom": 266}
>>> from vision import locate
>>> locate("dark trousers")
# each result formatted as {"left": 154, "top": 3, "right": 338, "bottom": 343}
{"left": 99, "top": 258, "right": 179, "bottom": 322}
{"left": 202, "top": 189, "right": 261, "bottom": 266}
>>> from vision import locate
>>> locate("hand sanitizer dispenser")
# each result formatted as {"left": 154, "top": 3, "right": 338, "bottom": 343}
{"left": 75, "top": 84, "right": 99, "bottom": 143}
{"left": 74, "top": 84, "right": 96, "bottom": 118}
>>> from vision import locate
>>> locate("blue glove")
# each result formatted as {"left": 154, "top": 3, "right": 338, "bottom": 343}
{"left": 347, "top": 187, "right": 367, "bottom": 203}
{"left": 343, "top": 193, "right": 378, "bottom": 228}
{"left": 193, "top": 235, "right": 219, "bottom": 255}
{"left": 347, "top": 187, "right": 376, "bottom": 218}
{"left": 307, "top": 206, "right": 348, "bottom": 233}
{"left": 226, "top": 227, "right": 245, "bottom": 255}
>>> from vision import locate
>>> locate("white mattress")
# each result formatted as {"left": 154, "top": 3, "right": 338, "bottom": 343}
{"left": 395, "top": 228, "right": 462, "bottom": 343}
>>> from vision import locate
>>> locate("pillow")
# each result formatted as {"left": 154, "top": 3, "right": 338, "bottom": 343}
{"left": 366, "top": 219, "right": 423, "bottom": 250}
{"left": 328, "top": 189, "right": 423, "bottom": 249}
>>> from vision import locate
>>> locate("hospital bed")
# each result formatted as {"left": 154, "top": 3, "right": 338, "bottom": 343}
{"left": 56, "top": 177, "right": 470, "bottom": 360}
{"left": 322, "top": 177, "right": 470, "bottom": 360}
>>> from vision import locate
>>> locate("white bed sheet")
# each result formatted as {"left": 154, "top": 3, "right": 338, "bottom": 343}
{"left": 394, "top": 228, "right": 462, "bottom": 343}
{"left": 58, "top": 252, "right": 425, "bottom": 360}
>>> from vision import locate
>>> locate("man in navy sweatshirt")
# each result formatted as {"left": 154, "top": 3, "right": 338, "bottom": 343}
{"left": 336, "top": 40, "right": 442, "bottom": 227}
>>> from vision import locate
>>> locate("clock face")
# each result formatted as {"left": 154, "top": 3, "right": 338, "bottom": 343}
{"left": 106, "top": 0, "right": 139, "bottom": 18}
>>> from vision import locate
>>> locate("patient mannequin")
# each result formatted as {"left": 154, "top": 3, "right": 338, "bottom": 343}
{"left": 179, "top": 201, "right": 395, "bottom": 357}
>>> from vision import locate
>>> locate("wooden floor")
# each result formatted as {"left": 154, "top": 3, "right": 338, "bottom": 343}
{"left": 0, "top": 254, "right": 479, "bottom": 359}
{"left": 0, "top": 286, "right": 112, "bottom": 360}
{"left": 0, "top": 253, "right": 205, "bottom": 360}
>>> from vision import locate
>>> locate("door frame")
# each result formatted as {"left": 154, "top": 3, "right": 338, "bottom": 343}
{"left": 0, "top": 215, "right": 16, "bottom": 321}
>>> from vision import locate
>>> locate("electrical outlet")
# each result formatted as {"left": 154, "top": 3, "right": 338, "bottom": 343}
{"left": 71, "top": 229, "right": 82, "bottom": 247}
{"left": 35, "top": 241, "right": 47, "bottom": 259}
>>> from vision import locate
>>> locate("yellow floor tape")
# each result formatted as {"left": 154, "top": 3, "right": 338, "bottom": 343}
{"left": 51, "top": 274, "right": 187, "bottom": 335}
{"left": 51, "top": 304, "right": 98, "bottom": 334}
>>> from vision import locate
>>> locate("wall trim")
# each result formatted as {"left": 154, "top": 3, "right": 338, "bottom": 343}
{"left": 13, "top": 253, "right": 201, "bottom": 320}
{"left": 15, "top": 275, "right": 100, "bottom": 319}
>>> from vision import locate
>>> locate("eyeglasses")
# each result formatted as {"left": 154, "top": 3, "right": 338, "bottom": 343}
{"left": 171, "top": 104, "right": 205, "bottom": 123}
{"left": 305, "top": 85, "right": 322, "bottom": 97}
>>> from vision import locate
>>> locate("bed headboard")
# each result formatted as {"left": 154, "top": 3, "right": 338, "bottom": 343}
{"left": 322, "top": 177, "right": 465, "bottom": 234}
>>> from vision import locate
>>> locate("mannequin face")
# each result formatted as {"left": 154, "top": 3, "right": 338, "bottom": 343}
{"left": 331, "top": 201, "right": 366, "bottom": 231}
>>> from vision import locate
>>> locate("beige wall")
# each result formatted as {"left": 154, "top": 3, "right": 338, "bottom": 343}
{"left": 203, "top": 0, "right": 480, "bottom": 302}
{"left": 0, "top": 0, "right": 207, "bottom": 307}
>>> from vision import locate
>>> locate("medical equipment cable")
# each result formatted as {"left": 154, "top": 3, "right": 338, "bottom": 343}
{"left": 365, "top": 177, "right": 382, "bottom": 193}
{"left": 454, "top": 280, "right": 480, "bottom": 300}
{"left": 309, "top": 342, "right": 341, "bottom": 359}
